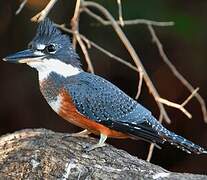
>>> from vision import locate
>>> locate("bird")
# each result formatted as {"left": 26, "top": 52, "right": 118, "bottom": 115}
{"left": 3, "top": 18, "right": 207, "bottom": 154}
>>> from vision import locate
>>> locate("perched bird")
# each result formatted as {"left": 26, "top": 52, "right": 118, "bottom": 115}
{"left": 3, "top": 18, "right": 207, "bottom": 154}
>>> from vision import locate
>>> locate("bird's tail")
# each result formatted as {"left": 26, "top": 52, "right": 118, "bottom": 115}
{"left": 159, "top": 126, "right": 207, "bottom": 155}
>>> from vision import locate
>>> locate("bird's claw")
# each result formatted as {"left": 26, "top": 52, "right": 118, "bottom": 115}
{"left": 83, "top": 143, "right": 106, "bottom": 152}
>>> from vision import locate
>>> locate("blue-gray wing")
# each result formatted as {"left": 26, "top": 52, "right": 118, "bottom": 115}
{"left": 65, "top": 72, "right": 164, "bottom": 143}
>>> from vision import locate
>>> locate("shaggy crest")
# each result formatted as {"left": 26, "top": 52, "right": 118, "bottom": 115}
{"left": 30, "top": 18, "right": 80, "bottom": 67}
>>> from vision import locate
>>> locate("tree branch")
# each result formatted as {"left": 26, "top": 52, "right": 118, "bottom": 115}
{"left": 0, "top": 129, "right": 206, "bottom": 180}
{"left": 75, "top": 31, "right": 94, "bottom": 73}
{"left": 116, "top": 0, "right": 124, "bottom": 26}
{"left": 71, "top": 0, "right": 81, "bottom": 49}
{"left": 15, "top": 0, "right": 28, "bottom": 15}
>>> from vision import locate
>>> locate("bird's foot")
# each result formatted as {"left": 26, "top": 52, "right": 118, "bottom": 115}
{"left": 83, "top": 143, "right": 106, "bottom": 152}
{"left": 83, "top": 133, "right": 107, "bottom": 152}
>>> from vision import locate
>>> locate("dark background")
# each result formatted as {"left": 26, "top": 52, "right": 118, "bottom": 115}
{"left": 0, "top": 0, "right": 207, "bottom": 174}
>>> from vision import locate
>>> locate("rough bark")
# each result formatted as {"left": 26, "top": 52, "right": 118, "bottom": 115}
{"left": 0, "top": 129, "right": 206, "bottom": 180}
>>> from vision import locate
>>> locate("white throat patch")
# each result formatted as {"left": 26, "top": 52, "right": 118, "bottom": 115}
{"left": 27, "top": 58, "right": 81, "bottom": 81}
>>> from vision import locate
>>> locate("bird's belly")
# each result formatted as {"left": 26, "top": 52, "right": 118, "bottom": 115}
{"left": 51, "top": 89, "right": 128, "bottom": 139}
{"left": 59, "top": 107, "right": 128, "bottom": 138}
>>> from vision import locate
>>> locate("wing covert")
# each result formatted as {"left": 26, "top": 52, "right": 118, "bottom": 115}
{"left": 65, "top": 72, "right": 150, "bottom": 122}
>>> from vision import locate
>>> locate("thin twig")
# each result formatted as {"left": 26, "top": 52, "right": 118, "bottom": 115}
{"left": 147, "top": 144, "right": 155, "bottom": 162}
{"left": 117, "top": 0, "right": 124, "bottom": 26}
{"left": 105, "top": 19, "right": 174, "bottom": 26}
{"left": 75, "top": 32, "right": 94, "bottom": 73}
{"left": 83, "top": 8, "right": 174, "bottom": 27}
{"left": 83, "top": 8, "right": 106, "bottom": 23}
{"left": 16, "top": 0, "right": 28, "bottom": 15}
{"left": 82, "top": 0, "right": 171, "bottom": 124}
{"left": 157, "top": 98, "right": 192, "bottom": 118}
{"left": 72, "top": 0, "right": 81, "bottom": 22}
{"left": 71, "top": 0, "right": 81, "bottom": 49}
{"left": 157, "top": 88, "right": 199, "bottom": 119}
{"left": 181, "top": 88, "right": 199, "bottom": 106}
{"left": 69, "top": 0, "right": 94, "bottom": 72}
{"left": 147, "top": 24, "right": 207, "bottom": 123}
{"left": 135, "top": 69, "right": 143, "bottom": 99}
{"left": 31, "top": 0, "right": 58, "bottom": 22}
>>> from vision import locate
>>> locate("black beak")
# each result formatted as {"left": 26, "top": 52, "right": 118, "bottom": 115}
{"left": 3, "top": 49, "right": 44, "bottom": 63}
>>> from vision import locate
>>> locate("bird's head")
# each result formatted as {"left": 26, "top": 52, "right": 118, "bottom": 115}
{"left": 3, "top": 18, "right": 82, "bottom": 80}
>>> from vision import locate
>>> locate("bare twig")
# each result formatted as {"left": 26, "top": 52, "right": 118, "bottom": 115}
{"left": 76, "top": 32, "right": 94, "bottom": 73}
{"left": 117, "top": 0, "right": 124, "bottom": 26}
{"left": 31, "top": 0, "right": 58, "bottom": 22}
{"left": 182, "top": 88, "right": 199, "bottom": 106}
{"left": 105, "top": 19, "right": 174, "bottom": 26}
{"left": 72, "top": 0, "right": 81, "bottom": 23}
{"left": 15, "top": 0, "right": 28, "bottom": 15}
{"left": 83, "top": 8, "right": 174, "bottom": 27}
{"left": 69, "top": 0, "right": 94, "bottom": 73}
{"left": 71, "top": 0, "right": 81, "bottom": 49}
{"left": 83, "top": 8, "right": 106, "bottom": 23}
{"left": 147, "top": 144, "right": 155, "bottom": 162}
{"left": 82, "top": 0, "right": 171, "bottom": 124}
{"left": 147, "top": 24, "right": 207, "bottom": 123}
{"left": 157, "top": 88, "right": 199, "bottom": 119}
{"left": 157, "top": 98, "right": 191, "bottom": 118}
{"left": 135, "top": 69, "right": 143, "bottom": 99}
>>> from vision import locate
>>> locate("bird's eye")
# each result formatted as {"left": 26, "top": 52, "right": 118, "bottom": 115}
{"left": 45, "top": 44, "right": 56, "bottom": 53}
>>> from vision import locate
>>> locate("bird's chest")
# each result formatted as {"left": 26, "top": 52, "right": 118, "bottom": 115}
{"left": 39, "top": 76, "right": 64, "bottom": 113}
{"left": 39, "top": 77, "right": 96, "bottom": 130}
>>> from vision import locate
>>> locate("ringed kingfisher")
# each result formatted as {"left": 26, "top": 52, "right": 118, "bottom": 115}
{"left": 3, "top": 18, "right": 207, "bottom": 154}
